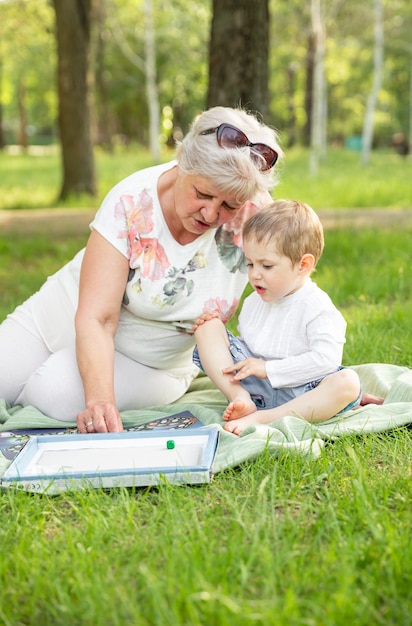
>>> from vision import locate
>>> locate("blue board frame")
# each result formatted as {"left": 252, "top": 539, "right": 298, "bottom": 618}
{"left": 1, "top": 427, "right": 220, "bottom": 493}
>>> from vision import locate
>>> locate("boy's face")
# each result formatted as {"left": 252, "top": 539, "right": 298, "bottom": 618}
{"left": 243, "top": 237, "right": 308, "bottom": 302}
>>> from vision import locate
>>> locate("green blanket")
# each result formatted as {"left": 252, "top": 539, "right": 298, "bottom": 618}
{"left": 1, "top": 363, "right": 412, "bottom": 478}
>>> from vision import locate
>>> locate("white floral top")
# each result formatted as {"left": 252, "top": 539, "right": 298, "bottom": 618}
{"left": 34, "top": 161, "right": 257, "bottom": 373}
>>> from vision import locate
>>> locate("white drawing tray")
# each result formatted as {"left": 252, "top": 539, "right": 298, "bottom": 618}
{"left": 1, "top": 427, "right": 220, "bottom": 494}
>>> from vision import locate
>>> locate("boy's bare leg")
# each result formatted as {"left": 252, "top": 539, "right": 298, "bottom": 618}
{"left": 194, "top": 319, "right": 257, "bottom": 419}
{"left": 224, "top": 368, "right": 361, "bottom": 436}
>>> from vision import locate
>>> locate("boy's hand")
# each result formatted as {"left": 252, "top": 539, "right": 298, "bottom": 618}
{"left": 223, "top": 358, "right": 267, "bottom": 380}
{"left": 192, "top": 310, "right": 220, "bottom": 332}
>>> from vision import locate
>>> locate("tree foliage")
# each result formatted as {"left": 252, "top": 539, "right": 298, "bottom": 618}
{"left": 0, "top": 0, "right": 56, "bottom": 146}
{"left": 0, "top": 0, "right": 411, "bottom": 155}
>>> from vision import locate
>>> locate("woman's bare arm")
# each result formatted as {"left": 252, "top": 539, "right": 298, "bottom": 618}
{"left": 75, "top": 230, "right": 129, "bottom": 433}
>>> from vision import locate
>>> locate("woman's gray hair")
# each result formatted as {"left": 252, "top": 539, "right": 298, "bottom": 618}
{"left": 175, "top": 106, "right": 283, "bottom": 206}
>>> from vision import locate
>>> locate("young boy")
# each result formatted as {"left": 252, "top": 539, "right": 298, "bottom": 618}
{"left": 193, "top": 200, "right": 361, "bottom": 436}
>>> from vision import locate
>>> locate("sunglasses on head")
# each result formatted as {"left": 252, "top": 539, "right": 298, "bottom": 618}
{"left": 200, "top": 123, "right": 278, "bottom": 171}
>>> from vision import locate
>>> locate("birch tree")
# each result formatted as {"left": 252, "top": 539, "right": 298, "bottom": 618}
{"left": 309, "top": 0, "right": 326, "bottom": 177}
{"left": 361, "top": 0, "right": 384, "bottom": 165}
{"left": 144, "top": 0, "right": 160, "bottom": 162}
{"left": 409, "top": 52, "right": 412, "bottom": 157}
{"left": 109, "top": 0, "right": 160, "bottom": 161}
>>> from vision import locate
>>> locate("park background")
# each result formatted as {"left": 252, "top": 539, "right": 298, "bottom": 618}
{"left": 0, "top": 0, "right": 411, "bottom": 201}
{"left": 1, "top": 1, "right": 412, "bottom": 625}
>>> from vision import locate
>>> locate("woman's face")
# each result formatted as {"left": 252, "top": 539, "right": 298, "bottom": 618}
{"left": 173, "top": 172, "right": 243, "bottom": 237}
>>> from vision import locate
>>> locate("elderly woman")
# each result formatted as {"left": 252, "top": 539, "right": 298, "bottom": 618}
{"left": 0, "top": 106, "right": 282, "bottom": 432}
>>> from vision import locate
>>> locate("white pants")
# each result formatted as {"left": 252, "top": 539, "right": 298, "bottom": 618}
{"left": 0, "top": 308, "right": 195, "bottom": 422}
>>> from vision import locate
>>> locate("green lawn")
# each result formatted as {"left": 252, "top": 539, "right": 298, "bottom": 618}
{"left": 0, "top": 144, "right": 411, "bottom": 211}
{"left": 1, "top": 148, "right": 412, "bottom": 625}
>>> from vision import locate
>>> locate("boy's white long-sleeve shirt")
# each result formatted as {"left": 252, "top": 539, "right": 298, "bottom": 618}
{"left": 237, "top": 279, "right": 347, "bottom": 389}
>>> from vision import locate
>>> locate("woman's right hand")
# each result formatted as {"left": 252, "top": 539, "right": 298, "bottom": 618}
{"left": 192, "top": 310, "right": 220, "bottom": 332}
{"left": 77, "top": 402, "right": 124, "bottom": 434}
{"left": 75, "top": 231, "right": 129, "bottom": 435}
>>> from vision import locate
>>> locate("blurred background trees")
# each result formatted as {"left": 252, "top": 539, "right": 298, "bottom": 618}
{"left": 0, "top": 0, "right": 411, "bottom": 197}
{"left": 207, "top": 0, "right": 269, "bottom": 117}
{"left": 53, "top": 0, "right": 96, "bottom": 197}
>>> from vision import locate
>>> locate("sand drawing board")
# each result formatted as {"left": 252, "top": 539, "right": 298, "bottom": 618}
{"left": 1, "top": 427, "right": 220, "bottom": 494}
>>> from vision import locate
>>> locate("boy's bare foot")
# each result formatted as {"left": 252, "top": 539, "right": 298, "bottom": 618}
{"left": 360, "top": 393, "right": 384, "bottom": 406}
{"left": 223, "top": 413, "right": 258, "bottom": 435}
{"left": 223, "top": 397, "right": 257, "bottom": 421}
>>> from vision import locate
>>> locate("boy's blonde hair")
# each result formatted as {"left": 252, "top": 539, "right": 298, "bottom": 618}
{"left": 242, "top": 199, "right": 324, "bottom": 266}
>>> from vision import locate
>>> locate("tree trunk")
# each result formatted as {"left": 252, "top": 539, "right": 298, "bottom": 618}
{"left": 0, "top": 102, "right": 4, "bottom": 150}
{"left": 309, "top": 0, "right": 326, "bottom": 177}
{"left": 207, "top": 0, "right": 269, "bottom": 119}
{"left": 0, "top": 61, "right": 5, "bottom": 150}
{"left": 361, "top": 0, "right": 384, "bottom": 165}
{"left": 286, "top": 62, "right": 298, "bottom": 147}
{"left": 93, "top": 0, "right": 113, "bottom": 152}
{"left": 409, "top": 51, "right": 412, "bottom": 159}
{"left": 144, "top": 0, "right": 160, "bottom": 163}
{"left": 17, "top": 80, "right": 28, "bottom": 151}
{"left": 303, "top": 32, "right": 315, "bottom": 147}
{"left": 52, "top": 0, "right": 96, "bottom": 198}
{"left": 107, "top": 1, "right": 160, "bottom": 161}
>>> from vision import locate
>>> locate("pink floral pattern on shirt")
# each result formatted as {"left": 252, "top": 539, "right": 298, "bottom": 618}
{"left": 202, "top": 297, "right": 240, "bottom": 324}
{"left": 115, "top": 191, "right": 170, "bottom": 280}
{"left": 115, "top": 187, "right": 247, "bottom": 312}
{"left": 221, "top": 200, "right": 261, "bottom": 249}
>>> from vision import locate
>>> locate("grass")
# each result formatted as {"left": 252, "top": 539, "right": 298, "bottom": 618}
{"left": 0, "top": 145, "right": 411, "bottom": 211}
{"left": 1, "top": 150, "right": 412, "bottom": 625}
{"left": 0, "top": 145, "right": 158, "bottom": 211}
{"left": 277, "top": 147, "right": 412, "bottom": 209}
{"left": 1, "top": 432, "right": 412, "bottom": 625}
{"left": 316, "top": 227, "right": 412, "bottom": 367}
{"left": 0, "top": 234, "right": 88, "bottom": 318}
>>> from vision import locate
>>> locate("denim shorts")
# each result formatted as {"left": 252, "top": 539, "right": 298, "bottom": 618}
{"left": 193, "top": 330, "right": 361, "bottom": 413}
